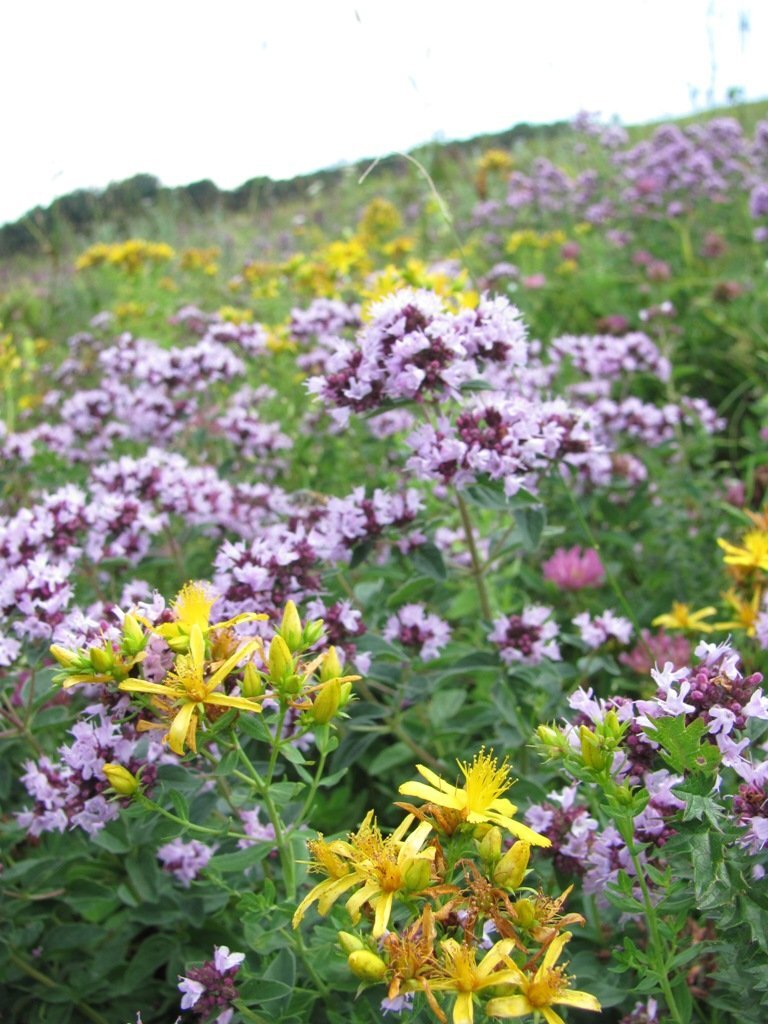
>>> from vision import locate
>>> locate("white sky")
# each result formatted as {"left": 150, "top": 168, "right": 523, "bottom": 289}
{"left": 1, "top": 0, "right": 766, "bottom": 226}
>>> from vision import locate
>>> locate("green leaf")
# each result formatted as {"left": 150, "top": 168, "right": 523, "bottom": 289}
{"left": 410, "top": 542, "right": 446, "bottom": 580}
{"left": 429, "top": 688, "right": 467, "bottom": 726}
{"left": 643, "top": 714, "right": 721, "bottom": 776}
{"left": 515, "top": 505, "right": 545, "bottom": 551}
{"left": 368, "top": 742, "right": 414, "bottom": 775}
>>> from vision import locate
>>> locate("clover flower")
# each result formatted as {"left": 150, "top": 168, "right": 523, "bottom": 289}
{"left": 542, "top": 546, "right": 605, "bottom": 590}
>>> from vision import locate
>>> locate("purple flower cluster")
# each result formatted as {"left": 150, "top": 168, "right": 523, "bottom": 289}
{"left": 157, "top": 838, "right": 215, "bottom": 886}
{"left": 488, "top": 606, "right": 560, "bottom": 666}
{"left": 573, "top": 609, "right": 633, "bottom": 649}
{"left": 17, "top": 707, "right": 156, "bottom": 837}
{"left": 383, "top": 604, "right": 452, "bottom": 661}
{"left": 178, "top": 946, "right": 244, "bottom": 1024}
{"left": 550, "top": 331, "right": 671, "bottom": 383}
{"left": 306, "top": 289, "right": 527, "bottom": 425}
{"left": 406, "top": 397, "right": 609, "bottom": 497}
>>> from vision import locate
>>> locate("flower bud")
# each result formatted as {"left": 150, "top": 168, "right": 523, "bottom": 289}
{"left": 536, "top": 724, "right": 563, "bottom": 748}
{"left": 580, "top": 725, "right": 609, "bottom": 771}
{"left": 513, "top": 897, "right": 536, "bottom": 929}
{"left": 320, "top": 645, "right": 343, "bottom": 683}
{"left": 102, "top": 763, "right": 139, "bottom": 796}
{"left": 603, "top": 708, "right": 623, "bottom": 741}
{"left": 338, "top": 931, "right": 365, "bottom": 955}
{"left": 268, "top": 635, "right": 294, "bottom": 684}
{"left": 50, "top": 645, "right": 84, "bottom": 669}
{"left": 347, "top": 950, "right": 387, "bottom": 982}
{"left": 302, "top": 618, "right": 326, "bottom": 648}
{"left": 493, "top": 841, "right": 530, "bottom": 890}
{"left": 167, "top": 632, "right": 192, "bottom": 654}
{"left": 401, "top": 857, "right": 431, "bottom": 892}
{"left": 241, "top": 662, "right": 265, "bottom": 698}
{"left": 89, "top": 646, "right": 114, "bottom": 673}
{"left": 478, "top": 826, "right": 503, "bottom": 864}
{"left": 279, "top": 601, "right": 303, "bottom": 652}
{"left": 312, "top": 678, "right": 341, "bottom": 724}
{"left": 339, "top": 680, "right": 353, "bottom": 706}
{"left": 121, "top": 614, "right": 146, "bottom": 655}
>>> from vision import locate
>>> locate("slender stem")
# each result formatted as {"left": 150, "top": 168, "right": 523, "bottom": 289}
{"left": 230, "top": 733, "right": 297, "bottom": 899}
{"left": 5, "top": 949, "right": 111, "bottom": 1024}
{"left": 294, "top": 748, "right": 329, "bottom": 829}
{"left": 455, "top": 490, "right": 493, "bottom": 621}
{"left": 136, "top": 795, "right": 252, "bottom": 841}
{"left": 618, "top": 819, "right": 684, "bottom": 1024}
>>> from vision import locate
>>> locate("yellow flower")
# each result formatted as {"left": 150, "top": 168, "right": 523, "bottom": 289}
{"left": 651, "top": 602, "right": 717, "bottom": 633}
{"left": 715, "top": 587, "right": 763, "bottom": 636}
{"left": 398, "top": 750, "right": 550, "bottom": 847}
{"left": 119, "top": 625, "right": 262, "bottom": 755}
{"left": 145, "top": 581, "right": 266, "bottom": 651}
{"left": 428, "top": 939, "right": 522, "bottom": 1024}
{"left": 717, "top": 531, "right": 768, "bottom": 572}
{"left": 485, "top": 931, "right": 601, "bottom": 1024}
{"left": 292, "top": 812, "right": 435, "bottom": 937}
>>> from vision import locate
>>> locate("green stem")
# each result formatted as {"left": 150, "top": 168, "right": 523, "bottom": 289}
{"left": 294, "top": 748, "right": 329, "bottom": 829}
{"left": 618, "top": 818, "right": 685, "bottom": 1024}
{"left": 136, "top": 794, "right": 252, "bottom": 841}
{"left": 455, "top": 490, "right": 493, "bottom": 621}
{"left": 230, "top": 733, "right": 297, "bottom": 900}
{"left": 5, "top": 949, "right": 111, "bottom": 1024}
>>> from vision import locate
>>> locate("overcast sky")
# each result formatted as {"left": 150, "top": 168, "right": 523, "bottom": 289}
{"left": 1, "top": 0, "right": 766, "bottom": 226}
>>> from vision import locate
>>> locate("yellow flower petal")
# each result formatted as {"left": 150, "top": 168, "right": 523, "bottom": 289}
{"left": 485, "top": 995, "right": 532, "bottom": 1019}
{"left": 167, "top": 701, "right": 198, "bottom": 756}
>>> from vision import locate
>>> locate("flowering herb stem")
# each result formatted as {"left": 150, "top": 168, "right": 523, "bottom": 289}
{"left": 230, "top": 732, "right": 297, "bottom": 900}
{"left": 455, "top": 490, "right": 493, "bottom": 621}
{"left": 136, "top": 794, "right": 252, "bottom": 841}
{"left": 5, "top": 948, "right": 111, "bottom": 1024}
{"left": 617, "top": 816, "right": 684, "bottom": 1024}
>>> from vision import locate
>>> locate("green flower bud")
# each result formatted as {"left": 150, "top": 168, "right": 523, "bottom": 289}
{"left": 302, "top": 618, "right": 326, "bottom": 648}
{"left": 89, "top": 646, "right": 114, "bottom": 673}
{"left": 338, "top": 931, "right": 365, "bottom": 955}
{"left": 241, "top": 662, "right": 265, "bottom": 698}
{"left": 401, "top": 857, "right": 431, "bottom": 892}
{"left": 50, "top": 645, "right": 86, "bottom": 669}
{"left": 268, "top": 635, "right": 294, "bottom": 684}
{"left": 121, "top": 613, "right": 146, "bottom": 655}
{"left": 312, "top": 678, "right": 341, "bottom": 723}
{"left": 102, "top": 763, "right": 140, "bottom": 796}
{"left": 580, "top": 725, "right": 610, "bottom": 771}
{"left": 320, "top": 645, "right": 343, "bottom": 683}
{"left": 279, "top": 601, "right": 303, "bottom": 652}
{"left": 347, "top": 950, "right": 387, "bottom": 982}
{"left": 493, "top": 840, "right": 530, "bottom": 890}
{"left": 167, "top": 633, "right": 192, "bottom": 654}
{"left": 514, "top": 897, "right": 536, "bottom": 929}
{"left": 478, "top": 825, "right": 503, "bottom": 864}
